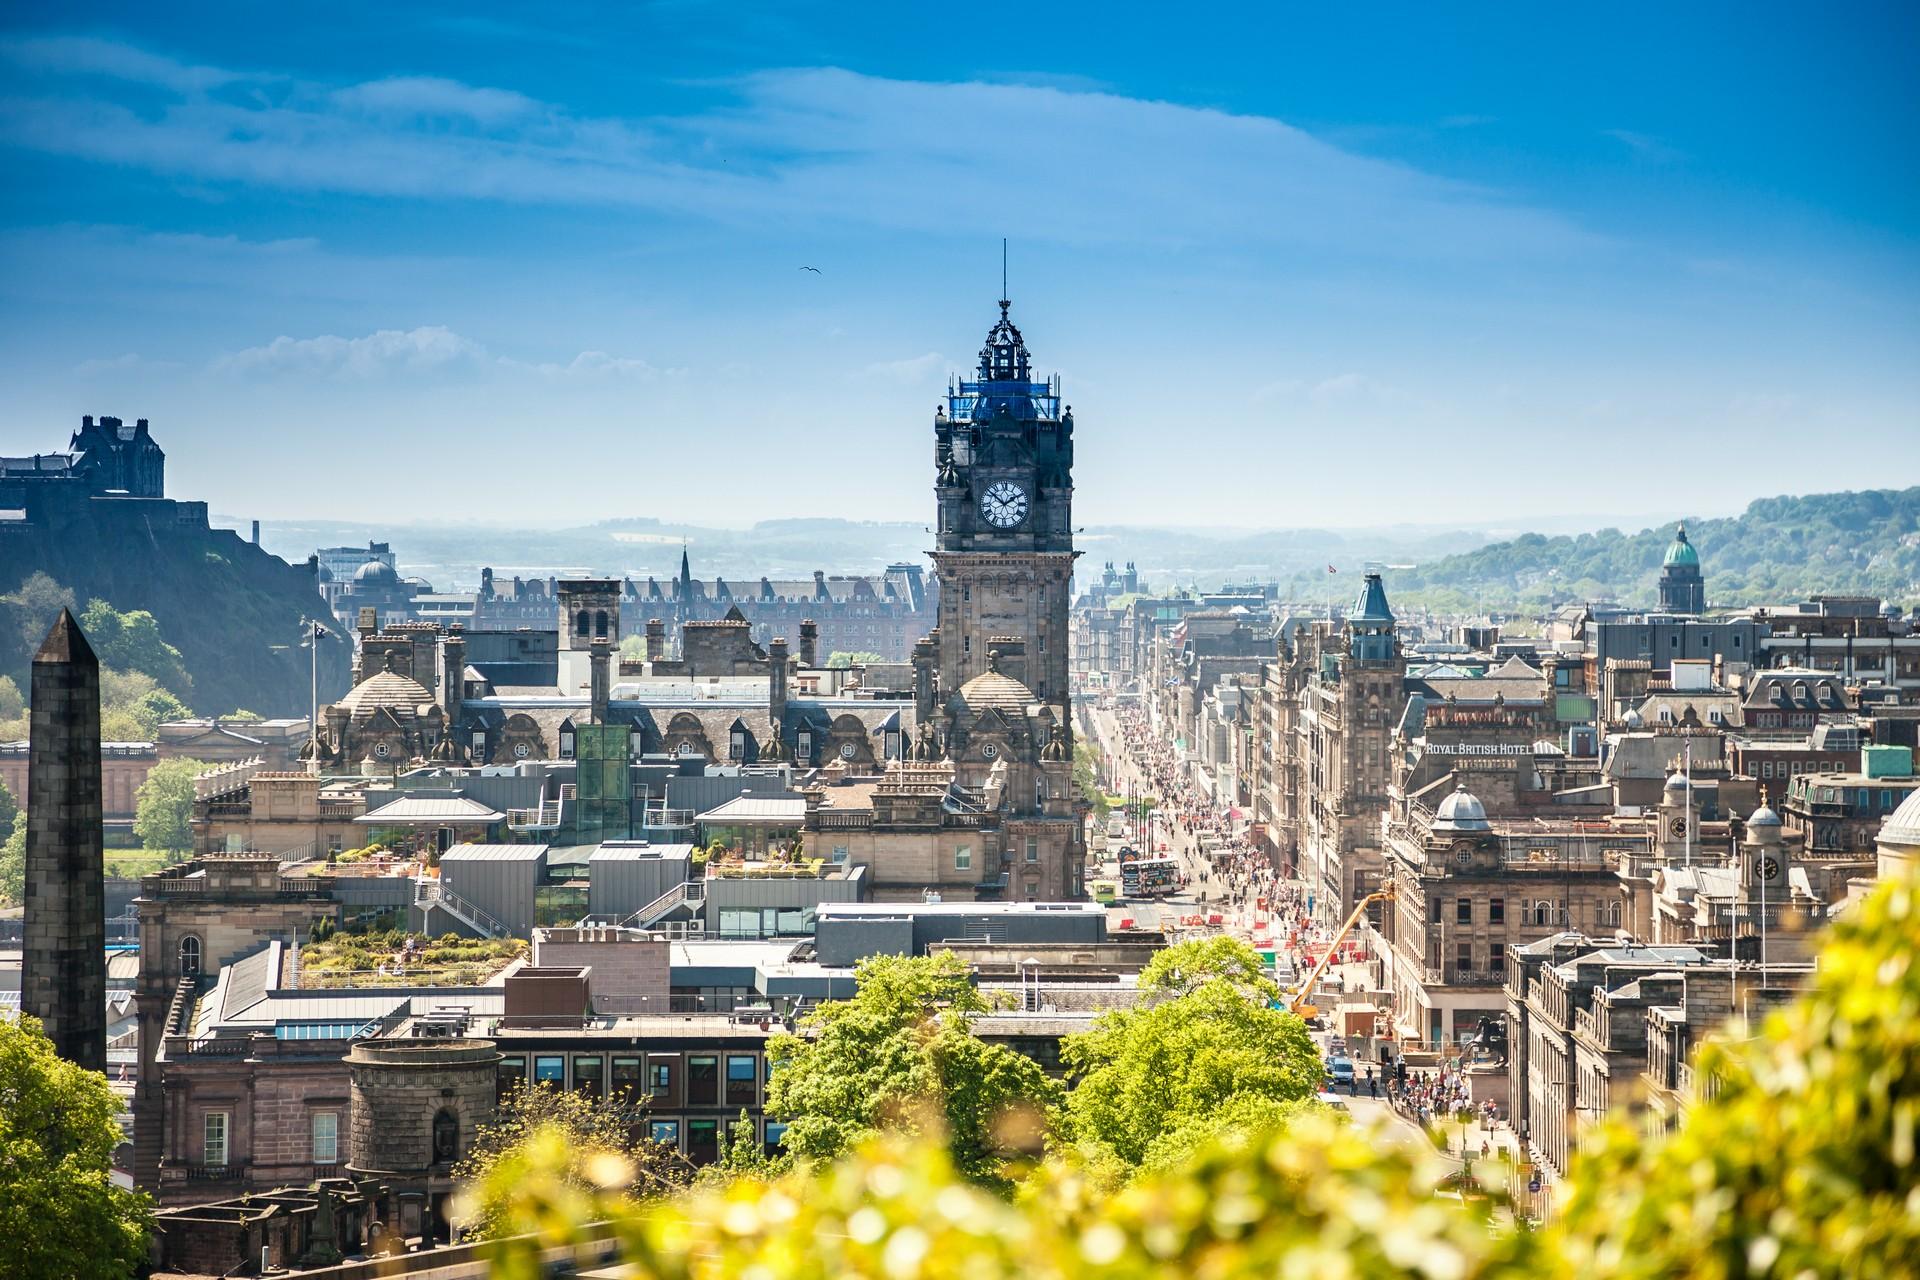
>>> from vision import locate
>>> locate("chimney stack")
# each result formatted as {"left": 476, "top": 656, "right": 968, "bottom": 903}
{"left": 769, "top": 637, "right": 790, "bottom": 728}
{"left": 590, "top": 637, "right": 611, "bottom": 724}
{"left": 646, "top": 618, "right": 666, "bottom": 664}
{"left": 799, "top": 619, "right": 819, "bottom": 669}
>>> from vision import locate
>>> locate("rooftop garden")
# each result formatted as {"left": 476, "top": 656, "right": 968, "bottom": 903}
{"left": 297, "top": 924, "right": 526, "bottom": 989}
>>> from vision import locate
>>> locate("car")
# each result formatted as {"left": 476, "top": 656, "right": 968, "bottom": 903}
{"left": 1325, "top": 1056, "right": 1356, "bottom": 1087}
{"left": 1315, "top": 1090, "right": 1351, "bottom": 1113}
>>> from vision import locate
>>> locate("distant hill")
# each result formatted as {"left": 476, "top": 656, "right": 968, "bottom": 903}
{"left": 1390, "top": 487, "right": 1920, "bottom": 610}
{"left": 2, "top": 503, "right": 348, "bottom": 718}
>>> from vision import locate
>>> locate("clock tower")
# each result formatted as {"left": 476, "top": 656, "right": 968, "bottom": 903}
{"left": 931, "top": 297, "right": 1077, "bottom": 711}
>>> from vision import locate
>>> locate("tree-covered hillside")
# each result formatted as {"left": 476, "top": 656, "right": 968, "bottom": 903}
{"left": 1393, "top": 487, "right": 1920, "bottom": 611}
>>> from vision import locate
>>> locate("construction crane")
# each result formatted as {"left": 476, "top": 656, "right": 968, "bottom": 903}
{"left": 1287, "top": 882, "right": 1395, "bottom": 1016}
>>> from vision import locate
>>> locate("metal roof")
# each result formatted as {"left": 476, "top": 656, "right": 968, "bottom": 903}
{"left": 697, "top": 795, "right": 808, "bottom": 823}
{"left": 357, "top": 795, "right": 505, "bottom": 824}
{"left": 440, "top": 842, "right": 548, "bottom": 862}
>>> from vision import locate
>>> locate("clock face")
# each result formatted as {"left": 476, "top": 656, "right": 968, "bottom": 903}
{"left": 1759, "top": 856, "right": 1781, "bottom": 882}
{"left": 980, "top": 481, "right": 1029, "bottom": 528}
{"left": 1669, "top": 817, "right": 1690, "bottom": 838}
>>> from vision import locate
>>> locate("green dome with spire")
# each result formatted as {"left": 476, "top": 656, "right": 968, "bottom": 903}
{"left": 1662, "top": 522, "right": 1700, "bottom": 569}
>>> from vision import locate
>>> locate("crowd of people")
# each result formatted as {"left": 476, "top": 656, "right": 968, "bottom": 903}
{"left": 1095, "top": 693, "right": 1518, "bottom": 1166}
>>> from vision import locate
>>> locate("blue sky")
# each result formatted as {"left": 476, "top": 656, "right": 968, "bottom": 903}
{"left": 1, "top": 2, "right": 1915, "bottom": 530}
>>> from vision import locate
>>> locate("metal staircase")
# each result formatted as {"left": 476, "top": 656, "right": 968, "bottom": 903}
{"left": 620, "top": 878, "right": 707, "bottom": 931}
{"left": 414, "top": 879, "right": 509, "bottom": 938}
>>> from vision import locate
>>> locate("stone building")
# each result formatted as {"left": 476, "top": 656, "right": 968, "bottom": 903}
{"left": 1505, "top": 935, "right": 1708, "bottom": 1179}
{"left": 0, "top": 736, "right": 153, "bottom": 834}
{"left": 1380, "top": 785, "right": 1638, "bottom": 1048}
{"left": 464, "top": 554, "right": 935, "bottom": 665}
{"left": 347, "top": 1039, "right": 500, "bottom": 1242}
{"left": 132, "top": 854, "right": 339, "bottom": 1193}
{"left": 1657, "top": 523, "right": 1706, "bottom": 615}
{"left": 1286, "top": 573, "right": 1408, "bottom": 925}
{"left": 157, "top": 716, "right": 312, "bottom": 769}
{"left": 0, "top": 413, "right": 164, "bottom": 497}
{"left": 1506, "top": 933, "right": 1808, "bottom": 1179}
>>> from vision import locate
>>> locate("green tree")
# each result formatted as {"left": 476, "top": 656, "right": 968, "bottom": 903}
{"left": 0, "top": 673, "right": 25, "bottom": 720}
{"left": 132, "top": 757, "right": 207, "bottom": 853}
{"left": 4, "top": 572, "right": 76, "bottom": 658}
{"left": 0, "top": 774, "right": 18, "bottom": 843}
{"left": 1071, "top": 743, "right": 1110, "bottom": 820}
{"left": 220, "top": 708, "right": 264, "bottom": 723}
{"left": 449, "top": 1081, "right": 685, "bottom": 1240}
{"left": 1060, "top": 937, "right": 1321, "bottom": 1172}
{"left": 0, "top": 808, "right": 23, "bottom": 905}
{"left": 0, "top": 1016, "right": 153, "bottom": 1279}
{"left": 79, "top": 599, "right": 192, "bottom": 698}
{"left": 825, "top": 651, "right": 888, "bottom": 669}
{"left": 765, "top": 952, "right": 1064, "bottom": 1183}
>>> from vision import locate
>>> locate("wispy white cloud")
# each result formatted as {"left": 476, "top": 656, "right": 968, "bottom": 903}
{"left": 514, "top": 350, "right": 670, "bottom": 378}
{"left": 211, "top": 325, "right": 670, "bottom": 381}
{"left": 214, "top": 325, "right": 487, "bottom": 376}
{"left": 0, "top": 39, "right": 1598, "bottom": 259}
{"left": 0, "top": 35, "right": 256, "bottom": 94}
{"left": 331, "top": 76, "right": 542, "bottom": 125}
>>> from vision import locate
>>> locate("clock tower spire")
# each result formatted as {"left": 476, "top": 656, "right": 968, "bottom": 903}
{"left": 930, "top": 296, "right": 1076, "bottom": 709}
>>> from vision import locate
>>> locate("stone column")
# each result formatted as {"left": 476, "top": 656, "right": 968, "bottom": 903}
{"left": 23, "top": 609, "right": 106, "bottom": 1071}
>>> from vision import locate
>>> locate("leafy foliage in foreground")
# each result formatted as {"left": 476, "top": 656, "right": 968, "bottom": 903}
{"left": 467, "top": 872, "right": 1920, "bottom": 1278}
{"left": 1550, "top": 867, "right": 1920, "bottom": 1279}
{"left": 0, "top": 1018, "right": 152, "bottom": 1280}
{"left": 450, "top": 1084, "right": 687, "bottom": 1240}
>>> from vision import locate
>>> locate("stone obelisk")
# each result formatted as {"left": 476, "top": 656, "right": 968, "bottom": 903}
{"left": 22, "top": 608, "right": 106, "bottom": 1072}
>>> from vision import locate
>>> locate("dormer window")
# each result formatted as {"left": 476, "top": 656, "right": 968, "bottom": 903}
{"left": 796, "top": 730, "right": 812, "bottom": 758}
{"left": 730, "top": 730, "right": 746, "bottom": 760}
{"left": 629, "top": 729, "right": 645, "bottom": 757}
{"left": 559, "top": 730, "right": 575, "bottom": 758}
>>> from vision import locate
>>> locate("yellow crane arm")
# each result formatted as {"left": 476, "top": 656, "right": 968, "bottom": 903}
{"left": 1289, "top": 886, "right": 1394, "bottom": 1015}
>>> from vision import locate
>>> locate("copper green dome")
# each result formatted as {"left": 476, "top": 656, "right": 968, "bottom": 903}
{"left": 1663, "top": 523, "right": 1700, "bottom": 569}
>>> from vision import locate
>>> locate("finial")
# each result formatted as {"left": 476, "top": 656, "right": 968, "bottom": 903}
{"left": 987, "top": 646, "right": 1003, "bottom": 673}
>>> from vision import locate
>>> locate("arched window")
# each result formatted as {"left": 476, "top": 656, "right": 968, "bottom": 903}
{"left": 575, "top": 610, "right": 590, "bottom": 637}
{"left": 433, "top": 1109, "right": 460, "bottom": 1163}
{"left": 595, "top": 610, "right": 609, "bottom": 638}
{"left": 179, "top": 935, "right": 202, "bottom": 976}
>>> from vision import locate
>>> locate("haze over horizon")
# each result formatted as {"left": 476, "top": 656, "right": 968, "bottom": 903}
{"left": 3, "top": 3, "right": 1916, "bottom": 529}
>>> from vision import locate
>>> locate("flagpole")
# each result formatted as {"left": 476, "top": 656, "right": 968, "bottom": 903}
{"left": 1683, "top": 739, "right": 1692, "bottom": 867}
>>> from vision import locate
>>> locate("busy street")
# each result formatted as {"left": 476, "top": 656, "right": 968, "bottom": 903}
{"left": 1079, "top": 692, "right": 1529, "bottom": 1190}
